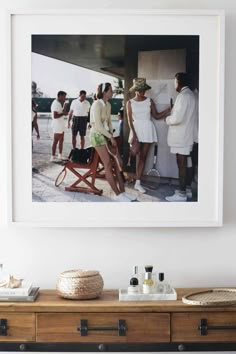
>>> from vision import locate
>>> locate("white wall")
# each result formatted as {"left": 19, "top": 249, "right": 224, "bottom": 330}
{"left": 0, "top": 0, "right": 235, "bottom": 296}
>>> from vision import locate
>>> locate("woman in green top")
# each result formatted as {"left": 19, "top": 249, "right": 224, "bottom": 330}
{"left": 90, "top": 83, "right": 135, "bottom": 202}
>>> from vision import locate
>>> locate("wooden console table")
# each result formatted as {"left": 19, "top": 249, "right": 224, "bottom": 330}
{"left": 1, "top": 288, "right": 236, "bottom": 352}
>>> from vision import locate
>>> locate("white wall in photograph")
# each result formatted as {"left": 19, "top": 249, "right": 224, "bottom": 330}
{"left": 0, "top": 0, "right": 235, "bottom": 352}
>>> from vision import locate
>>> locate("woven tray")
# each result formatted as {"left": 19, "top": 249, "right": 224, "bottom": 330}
{"left": 182, "top": 288, "right": 236, "bottom": 306}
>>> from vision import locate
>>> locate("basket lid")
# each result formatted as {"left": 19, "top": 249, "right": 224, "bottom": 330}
{"left": 59, "top": 269, "right": 99, "bottom": 279}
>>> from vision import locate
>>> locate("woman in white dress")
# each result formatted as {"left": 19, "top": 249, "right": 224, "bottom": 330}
{"left": 127, "top": 78, "right": 170, "bottom": 193}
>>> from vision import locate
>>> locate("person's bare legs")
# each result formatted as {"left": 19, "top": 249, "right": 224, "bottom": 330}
{"left": 96, "top": 145, "right": 121, "bottom": 195}
{"left": 135, "top": 143, "right": 151, "bottom": 193}
{"left": 52, "top": 133, "right": 61, "bottom": 156}
{"left": 58, "top": 132, "right": 64, "bottom": 154}
{"left": 136, "top": 143, "right": 151, "bottom": 179}
{"left": 80, "top": 135, "right": 85, "bottom": 149}
{"left": 113, "top": 155, "right": 125, "bottom": 193}
{"left": 72, "top": 135, "right": 77, "bottom": 149}
{"left": 165, "top": 153, "right": 188, "bottom": 202}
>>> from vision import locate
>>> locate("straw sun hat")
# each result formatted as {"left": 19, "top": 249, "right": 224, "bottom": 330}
{"left": 129, "top": 78, "right": 151, "bottom": 92}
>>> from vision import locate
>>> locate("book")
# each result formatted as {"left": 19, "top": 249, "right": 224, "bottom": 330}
{"left": 0, "top": 287, "right": 40, "bottom": 302}
{"left": 0, "top": 281, "right": 33, "bottom": 296}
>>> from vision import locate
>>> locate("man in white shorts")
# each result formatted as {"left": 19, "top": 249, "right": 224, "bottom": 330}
{"left": 50, "top": 91, "right": 69, "bottom": 162}
{"left": 165, "top": 73, "right": 198, "bottom": 202}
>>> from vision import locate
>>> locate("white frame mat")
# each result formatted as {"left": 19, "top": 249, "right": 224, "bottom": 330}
{"left": 3, "top": 9, "right": 225, "bottom": 227}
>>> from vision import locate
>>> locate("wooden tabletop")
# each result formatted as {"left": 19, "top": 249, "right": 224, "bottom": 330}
{"left": 1, "top": 289, "right": 236, "bottom": 313}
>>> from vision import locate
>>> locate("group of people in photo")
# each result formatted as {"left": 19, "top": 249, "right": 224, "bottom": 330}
{"left": 32, "top": 72, "right": 199, "bottom": 202}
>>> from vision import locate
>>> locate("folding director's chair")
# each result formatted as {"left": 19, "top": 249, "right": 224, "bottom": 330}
{"left": 55, "top": 148, "right": 105, "bottom": 195}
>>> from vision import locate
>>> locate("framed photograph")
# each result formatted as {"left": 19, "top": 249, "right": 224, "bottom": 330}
{"left": 5, "top": 9, "right": 224, "bottom": 227}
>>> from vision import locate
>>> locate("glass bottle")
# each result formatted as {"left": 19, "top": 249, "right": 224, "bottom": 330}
{"left": 128, "top": 277, "right": 139, "bottom": 294}
{"left": 144, "top": 265, "right": 157, "bottom": 290}
{"left": 143, "top": 266, "right": 154, "bottom": 294}
{"left": 156, "top": 273, "right": 171, "bottom": 294}
{"left": 130, "top": 265, "right": 140, "bottom": 293}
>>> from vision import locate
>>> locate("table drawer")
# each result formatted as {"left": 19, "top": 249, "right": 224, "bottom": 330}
{"left": 0, "top": 313, "right": 35, "bottom": 342}
{"left": 37, "top": 313, "right": 170, "bottom": 343}
{"left": 172, "top": 312, "right": 236, "bottom": 342}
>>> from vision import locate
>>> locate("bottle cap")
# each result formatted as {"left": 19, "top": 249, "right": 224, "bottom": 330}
{"left": 145, "top": 265, "right": 153, "bottom": 273}
{"left": 159, "top": 272, "right": 164, "bottom": 281}
{"left": 130, "top": 277, "right": 139, "bottom": 286}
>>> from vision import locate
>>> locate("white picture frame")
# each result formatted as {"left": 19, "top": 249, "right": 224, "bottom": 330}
{"left": 3, "top": 9, "right": 225, "bottom": 227}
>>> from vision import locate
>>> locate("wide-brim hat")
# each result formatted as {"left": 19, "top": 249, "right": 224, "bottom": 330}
{"left": 129, "top": 78, "right": 151, "bottom": 92}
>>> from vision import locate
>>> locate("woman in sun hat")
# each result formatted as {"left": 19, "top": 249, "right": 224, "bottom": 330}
{"left": 127, "top": 78, "right": 170, "bottom": 193}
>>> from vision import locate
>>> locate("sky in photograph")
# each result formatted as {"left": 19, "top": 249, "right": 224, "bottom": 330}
{"left": 32, "top": 53, "right": 116, "bottom": 98}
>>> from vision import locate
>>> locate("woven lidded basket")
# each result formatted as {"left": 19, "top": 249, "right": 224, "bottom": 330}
{"left": 56, "top": 269, "right": 104, "bottom": 300}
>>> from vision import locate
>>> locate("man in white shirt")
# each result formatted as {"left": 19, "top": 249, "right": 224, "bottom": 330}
{"left": 68, "top": 90, "right": 91, "bottom": 149}
{"left": 165, "top": 73, "right": 198, "bottom": 202}
{"left": 50, "top": 91, "right": 69, "bottom": 162}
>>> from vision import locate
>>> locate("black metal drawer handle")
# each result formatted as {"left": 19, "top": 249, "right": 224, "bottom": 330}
{"left": 0, "top": 319, "right": 8, "bottom": 336}
{"left": 78, "top": 319, "right": 127, "bottom": 336}
{"left": 199, "top": 318, "right": 236, "bottom": 336}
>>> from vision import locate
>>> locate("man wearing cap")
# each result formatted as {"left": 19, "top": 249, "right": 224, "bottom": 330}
{"left": 165, "top": 72, "right": 198, "bottom": 202}
{"left": 68, "top": 90, "right": 91, "bottom": 150}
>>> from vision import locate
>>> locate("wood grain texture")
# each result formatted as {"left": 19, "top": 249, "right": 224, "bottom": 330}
{"left": 0, "top": 313, "right": 35, "bottom": 342}
{"left": 36, "top": 313, "right": 170, "bottom": 343}
{"left": 172, "top": 312, "right": 236, "bottom": 342}
{"left": 1, "top": 289, "right": 236, "bottom": 313}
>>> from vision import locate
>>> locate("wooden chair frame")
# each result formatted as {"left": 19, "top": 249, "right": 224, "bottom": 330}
{"left": 55, "top": 149, "right": 105, "bottom": 195}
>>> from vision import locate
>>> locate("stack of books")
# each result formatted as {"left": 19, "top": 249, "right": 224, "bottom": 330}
{"left": 0, "top": 282, "right": 39, "bottom": 302}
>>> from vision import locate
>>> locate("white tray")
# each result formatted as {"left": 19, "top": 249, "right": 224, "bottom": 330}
{"left": 119, "top": 288, "right": 177, "bottom": 301}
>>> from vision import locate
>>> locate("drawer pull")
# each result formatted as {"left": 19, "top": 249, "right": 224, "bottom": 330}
{"left": 78, "top": 319, "right": 127, "bottom": 336}
{"left": 199, "top": 318, "right": 236, "bottom": 336}
{"left": 0, "top": 319, "right": 7, "bottom": 336}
